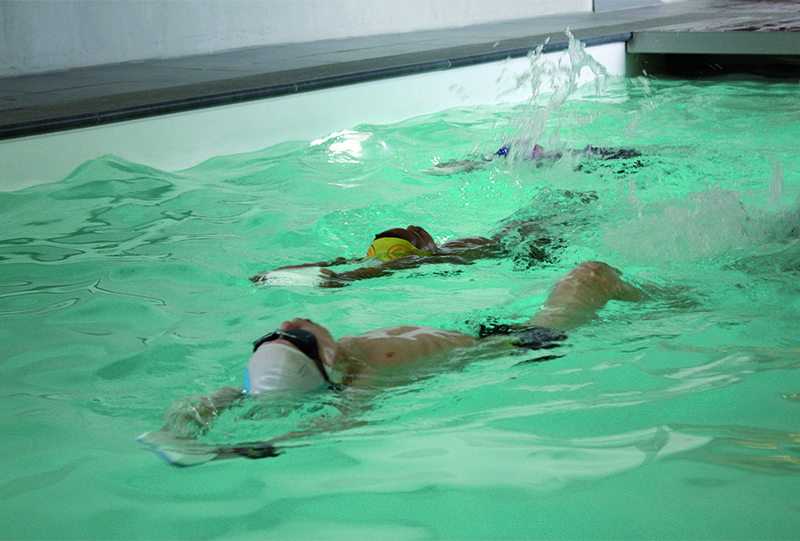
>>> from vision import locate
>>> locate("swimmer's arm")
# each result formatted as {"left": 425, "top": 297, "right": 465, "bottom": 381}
{"left": 160, "top": 385, "right": 245, "bottom": 438}
{"left": 317, "top": 240, "right": 506, "bottom": 287}
{"left": 396, "top": 239, "right": 510, "bottom": 266}
{"left": 525, "top": 261, "right": 645, "bottom": 332}
{"left": 250, "top": 257, "right": 356, "bottom": 282}
{"left": 317, "top": 256, "right": 431, "bottom": 286}
{"left": 436, "top": 237, "right": 508, "bottom": 262}
{"left": 317, "top": 251, "right": 491, "bottom": 287}
{"left": 335, "top": 328, "right": 475, "bottom": 374}
{"left": 427, "top": 159, "right": 489, "bottom": 175}
{"left": 437, "top": 237, "right": 549, "bottom": 265}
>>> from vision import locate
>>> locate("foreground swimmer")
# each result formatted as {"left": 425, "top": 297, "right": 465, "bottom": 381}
{"left": 251, "top": 224, "right": 550, "bottom": 287}
{"left": 250, "top": 261, "right": 642, "bottom": 390}
{"left": 153, "top": 262, "right": 643, "bottom": 453}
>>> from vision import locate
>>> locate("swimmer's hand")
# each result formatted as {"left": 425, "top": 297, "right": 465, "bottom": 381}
{"left": 160, "top": 386, "right": 245, "bottom": 438}
{"left": 137, "top": 430, "right": 283, "bottom": 467}
{"left": 250, "top": 257, "right": 352, "bottom": 283}
{"left": 318, "top": 268, "right": 355, "bottom": 288}
{"left": 250, "top": 267, "right": 329, "bottom": 287}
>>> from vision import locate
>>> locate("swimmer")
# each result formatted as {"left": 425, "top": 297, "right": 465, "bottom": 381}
{"left": 251, "top": 224, "right": 551, "bottom": 287}
{"left": 161, "top": 261, "right": 644, "bottom": 441}
{"left": 430, "top": 143, "right": 643, "bottom": 175}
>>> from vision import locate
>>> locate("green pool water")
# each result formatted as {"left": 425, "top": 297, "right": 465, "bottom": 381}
{"left": 1, "top": 72, "right": 799, "bottom": 539}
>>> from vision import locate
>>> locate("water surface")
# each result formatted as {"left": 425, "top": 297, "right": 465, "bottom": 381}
{"left": 1, "top": 74, "right": 799, "bottom": 539}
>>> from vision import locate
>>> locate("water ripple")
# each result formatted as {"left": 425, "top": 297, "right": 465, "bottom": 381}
{"left": 0, "top": 277, "right": 166, "bottom": 318}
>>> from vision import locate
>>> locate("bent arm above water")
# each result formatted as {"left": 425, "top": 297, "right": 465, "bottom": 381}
{"left": 526, "top": 261, "right": 645, "bottom": 332}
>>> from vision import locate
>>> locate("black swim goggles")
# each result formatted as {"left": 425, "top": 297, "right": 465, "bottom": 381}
{"left": 253, "top": 329, "right": 334, "bottom": 385}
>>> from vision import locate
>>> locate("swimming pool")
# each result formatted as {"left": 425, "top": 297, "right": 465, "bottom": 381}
{"left": 1, "top": 43, "right": 799, "bottom": 539}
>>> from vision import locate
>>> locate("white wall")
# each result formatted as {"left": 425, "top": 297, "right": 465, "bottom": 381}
{"left": 0, "top": 41, "right": 626, "bottom": 190}
{"left": 0, "top": 0, "right": 593, "bottom": 77}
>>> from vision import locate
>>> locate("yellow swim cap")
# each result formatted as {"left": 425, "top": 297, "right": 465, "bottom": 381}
{"left": 365, "top": 237, "right": 432, "bottom": 262}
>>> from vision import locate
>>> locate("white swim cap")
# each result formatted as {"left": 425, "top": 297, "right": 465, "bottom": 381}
{"left": 244, "top": 342, "right": 328, "bottom": 395}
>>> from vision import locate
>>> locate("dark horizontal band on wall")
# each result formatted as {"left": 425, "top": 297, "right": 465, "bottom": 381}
{"left": 0, "top": 32, "right": 631, "bottom": 141}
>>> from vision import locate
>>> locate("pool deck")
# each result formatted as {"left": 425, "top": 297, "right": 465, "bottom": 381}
{"left": 1, "top": 0, "right": 799, "bottom": 141}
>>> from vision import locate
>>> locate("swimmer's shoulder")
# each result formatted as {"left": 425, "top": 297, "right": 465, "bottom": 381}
{"left": 341, "top": 325, "right": 474, "bottom": 364}
{"left": 439, "top": 236, "right": 494, "bottom": 250}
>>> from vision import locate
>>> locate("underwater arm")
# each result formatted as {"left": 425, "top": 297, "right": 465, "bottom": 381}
{"left": 437, "top": 237, "right": 509, "bottom": 261}
{"left": 317, "top": 239, "right": 510, "bottom": 287}
{"left": 317, "top": 256, "right": 431, "bottom": 287}
{"left": 427, "top": 159, "right": 489, "bottom": 175}
{"left": 159, "top": 385, "right": 245, "bottom": 438}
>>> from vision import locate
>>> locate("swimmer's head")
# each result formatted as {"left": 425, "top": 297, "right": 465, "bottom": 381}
{"left": 365, "top": 237, "right": 430, "bottom": 262}
{"left": 364, "top": 225, "right": 436, "bottom": 261}
{"left": 245, "top": 328, "right": 333, "bottom": 394}
{"left": 496, "top": 144, "right": 545, "bottom": 159}
{"left": 245, "top": 343, "right": 327, "bottom": 394}
{"left": 376, "top": 225, "right": 436, "bottom": 252}
{"left": 280, "top": 318, "right": 337, "bottom": 367}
